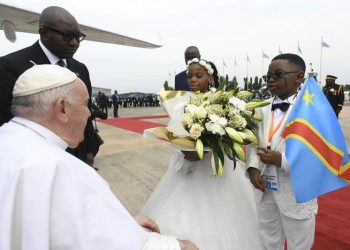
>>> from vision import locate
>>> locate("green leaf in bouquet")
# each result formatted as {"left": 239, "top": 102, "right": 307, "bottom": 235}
{"left": 222, "top": 140, "right": 234, "bottom": 160}
{"left": 233, "top": 157, "right": 237, "bottom": 170}
{"left": 215, "top": 144, "right": 225, "bottom": 173}
{"left": 196, "top": 139, "right": 204, "bottom": 160}
{"left": 233, "top": 142, "right": 246, "bottom": 162}
{"left": 211, "top": 148, "right": 224, "bottom": 177}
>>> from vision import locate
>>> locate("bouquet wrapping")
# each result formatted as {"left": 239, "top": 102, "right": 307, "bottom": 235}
{"left": 144, "top": 88, "right": 269, "bottom": 176}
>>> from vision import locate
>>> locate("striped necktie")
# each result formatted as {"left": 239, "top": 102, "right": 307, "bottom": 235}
{"left": 56, "top": 59, "right": 66, "bottom": 68}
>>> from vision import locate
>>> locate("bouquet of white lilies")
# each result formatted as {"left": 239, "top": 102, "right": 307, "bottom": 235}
{"left": 144, "top": 86, "right": 269, "bottom": 176}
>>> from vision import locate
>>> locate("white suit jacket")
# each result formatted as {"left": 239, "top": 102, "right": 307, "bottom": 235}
{"left": 246, "top": 97, "right": 318, "bottom": 220}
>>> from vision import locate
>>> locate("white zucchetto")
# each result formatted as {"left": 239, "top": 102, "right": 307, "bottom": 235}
{"left": 13, "top": 64, "right": 77, "bottom": 97}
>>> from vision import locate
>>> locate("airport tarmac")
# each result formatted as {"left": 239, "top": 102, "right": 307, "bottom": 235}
{"left": 94, "top": 104, "right": 350, "bottom": 215}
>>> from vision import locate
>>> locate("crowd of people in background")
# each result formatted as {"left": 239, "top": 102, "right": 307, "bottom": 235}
{"left": 92, "top": 91, "right": 161, "bottom": 118}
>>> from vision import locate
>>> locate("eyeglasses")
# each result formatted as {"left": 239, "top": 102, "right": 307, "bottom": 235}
{"left": 43, "top": 26, "right": 86, "bottom": 42}
{"left": 262, "top": 71, "right": 300, "bottom": 82}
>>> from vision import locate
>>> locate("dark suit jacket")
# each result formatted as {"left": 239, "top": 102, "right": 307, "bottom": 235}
{"left": 0, "top": 41, "right": 97, "bottom": 163}
{"left": 174, "top": 70, "right": 189, "bottom": 91}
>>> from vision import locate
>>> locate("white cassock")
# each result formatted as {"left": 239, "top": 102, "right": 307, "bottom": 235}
{"left": 0, "top": 117, "right": 180, "bottom": 250}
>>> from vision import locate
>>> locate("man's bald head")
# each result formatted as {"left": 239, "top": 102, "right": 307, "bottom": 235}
{"left": 184, "top": 46, "right": 200, "bottom": 64}
{"left": 39, "top": 6, "right": 78, "bottom": 29}
{"left": 38, "top": 6, "right": 81, "bottom": 59}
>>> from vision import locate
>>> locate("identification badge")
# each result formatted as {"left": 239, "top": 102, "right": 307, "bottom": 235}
{"left": 262, "top": 165, "right": 278, "bottom": 191}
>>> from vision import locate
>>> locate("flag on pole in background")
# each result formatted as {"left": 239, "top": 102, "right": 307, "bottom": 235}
{"left": 247, "top": 55, "right": 250, "bottom": 63}
{"left": 298, "top": 43, "right": 303, "bottom": 55}
{"left": 322, "top": 39, "right": 331, "bottom": 48}
{"left": 262, "top": 51, "right": 269, "bottom": 59}
{"left": 223, "top": 60, "right": 227, "bottom": 67}
{"left": 168, "top": 71, "right": 172, "bottom": 77}
{"left": 278, "top": 46, "right": 282, "bottom": 54}
{"left": 234, "top": 57, "right": 237, "bottom": 66}
{"left": 282, "top": 77, "right": 349, "bottom": 203}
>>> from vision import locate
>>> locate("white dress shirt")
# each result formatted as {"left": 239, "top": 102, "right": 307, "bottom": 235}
{"left": 39, "top": 39, "right": 67, "bottom": 66}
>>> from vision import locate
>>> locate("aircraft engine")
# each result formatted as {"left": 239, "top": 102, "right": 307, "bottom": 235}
{"left": 1, "top": 20, "right": 16, "bottom": 42}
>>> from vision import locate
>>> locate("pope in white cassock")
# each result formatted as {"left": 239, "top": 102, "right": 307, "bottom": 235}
{"left": 0, "top": 65, "right": 198, "bottom": 250}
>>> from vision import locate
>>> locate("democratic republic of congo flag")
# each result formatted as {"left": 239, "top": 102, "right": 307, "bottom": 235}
{"left": 282, "top": 77, "right": 349, "bottom": 203}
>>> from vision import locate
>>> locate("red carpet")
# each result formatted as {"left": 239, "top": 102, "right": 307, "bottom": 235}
{"left": 98, "top": 115, "right": 167, "bottom": 134}
{"left": 99, "top": 115, "right": 350, "bottom": 250}
{"left": 312, "top": 186, "right": 350, "bottom": 250}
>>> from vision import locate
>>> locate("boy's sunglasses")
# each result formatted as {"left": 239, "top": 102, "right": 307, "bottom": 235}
{"left": 263, "top": 71, "right": 299, "bottom": 82}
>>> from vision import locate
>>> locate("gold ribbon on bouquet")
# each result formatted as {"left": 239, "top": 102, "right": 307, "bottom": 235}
{"left": 144, "top": 127, "right": 195, "bottom": 149}
{"left": 159, "top": 90, "right": 188, "bottom": 102}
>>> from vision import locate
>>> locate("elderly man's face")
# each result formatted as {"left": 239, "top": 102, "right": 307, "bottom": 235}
{"left": 66, "top": 79, "right": 90, "bottom": 148}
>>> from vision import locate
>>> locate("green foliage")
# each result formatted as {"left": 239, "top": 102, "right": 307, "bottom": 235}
{"left": 233, "top": 76, "right": 238, "bottom": 88}
{"left": 244, "top": 77, "right": 248, "bottom": 90}
{"left": 163, "top": 80, "right": 174, "bottom": 90}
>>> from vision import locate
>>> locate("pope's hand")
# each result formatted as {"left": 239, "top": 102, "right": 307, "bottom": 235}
{"left": 134, "top": 215, "right": 160, "bottom": 233}
{"left": 178, "top": 240, "right": 199, "bottom": 250}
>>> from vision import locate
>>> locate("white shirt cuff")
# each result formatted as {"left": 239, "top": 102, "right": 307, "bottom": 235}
{"left": 141, "top": 232, "right": 181, "bottom": 250}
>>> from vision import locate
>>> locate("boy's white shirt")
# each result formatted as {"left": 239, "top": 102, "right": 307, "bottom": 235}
{"left": 246, "top": 96, "right": 317, "bottom": 220}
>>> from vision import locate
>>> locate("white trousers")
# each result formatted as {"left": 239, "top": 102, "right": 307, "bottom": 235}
{"left": 257, "top": 192, "right": 315, "bottom": 250}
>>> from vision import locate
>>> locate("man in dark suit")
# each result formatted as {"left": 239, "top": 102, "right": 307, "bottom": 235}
{"left": 0, "top": 6, "right": 98, "bottom": 166}
{"left": 174, "top": 46, "right": 200, "bottom": 90}
{"left": 323, "top": 75, "right": 344, "bottom": 118}
{"left": 112, "top": 90, "right": 120, "bottom": 117}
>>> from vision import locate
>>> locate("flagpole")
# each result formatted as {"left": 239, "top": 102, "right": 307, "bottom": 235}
{"left": 246, "top": 53, "right": 249, "bottom": 81}
{"left": 262, "top": 51, "right": 264, "bottom": 77}
{"left": 222, "top": 59, "right": 225, "bottom": 81}
{"left": 234, "top": 57, "right": 237, "bottom": 77}
{"left": 297, "top": 41, "right": 300, "bottom": 55}
{"left": 319, "top": 37, "right": 323, "bottom": 86}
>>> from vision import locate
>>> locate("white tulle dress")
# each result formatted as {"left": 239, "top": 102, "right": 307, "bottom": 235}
{"left": 141, "top": 150, "right": 262, "bottom": 250}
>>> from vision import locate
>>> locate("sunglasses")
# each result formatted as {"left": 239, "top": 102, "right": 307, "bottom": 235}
{"left": 262, "top": 71, "right": 300, "bottom": 82}
{"left": 43, "top": 26, "right": 86, "bottom": 42}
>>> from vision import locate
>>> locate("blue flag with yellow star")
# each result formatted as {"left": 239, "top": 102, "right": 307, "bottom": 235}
{"left": 282, "top": 77, "right": 349, "bottom": 203}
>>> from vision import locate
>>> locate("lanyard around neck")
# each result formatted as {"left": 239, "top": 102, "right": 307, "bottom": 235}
{"left": 268, "top": 111, "right": 287, "bottom": 143}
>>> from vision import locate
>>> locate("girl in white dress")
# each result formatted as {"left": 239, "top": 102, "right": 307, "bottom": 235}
{"left": 141, "top": 59, "right": 262, "bottom": 250}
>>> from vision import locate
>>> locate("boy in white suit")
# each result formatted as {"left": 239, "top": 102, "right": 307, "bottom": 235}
{"left": 246, "top": 54, "right": 318, "bottom": 250}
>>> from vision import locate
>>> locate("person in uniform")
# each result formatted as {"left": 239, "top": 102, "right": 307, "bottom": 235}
{"left": 323, "top": 75, "right": 344, "bottom": 118}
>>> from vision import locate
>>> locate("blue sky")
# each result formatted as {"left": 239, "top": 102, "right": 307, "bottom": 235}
{"left": 1, "top": 0, "right": 349, "bottom": 93}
